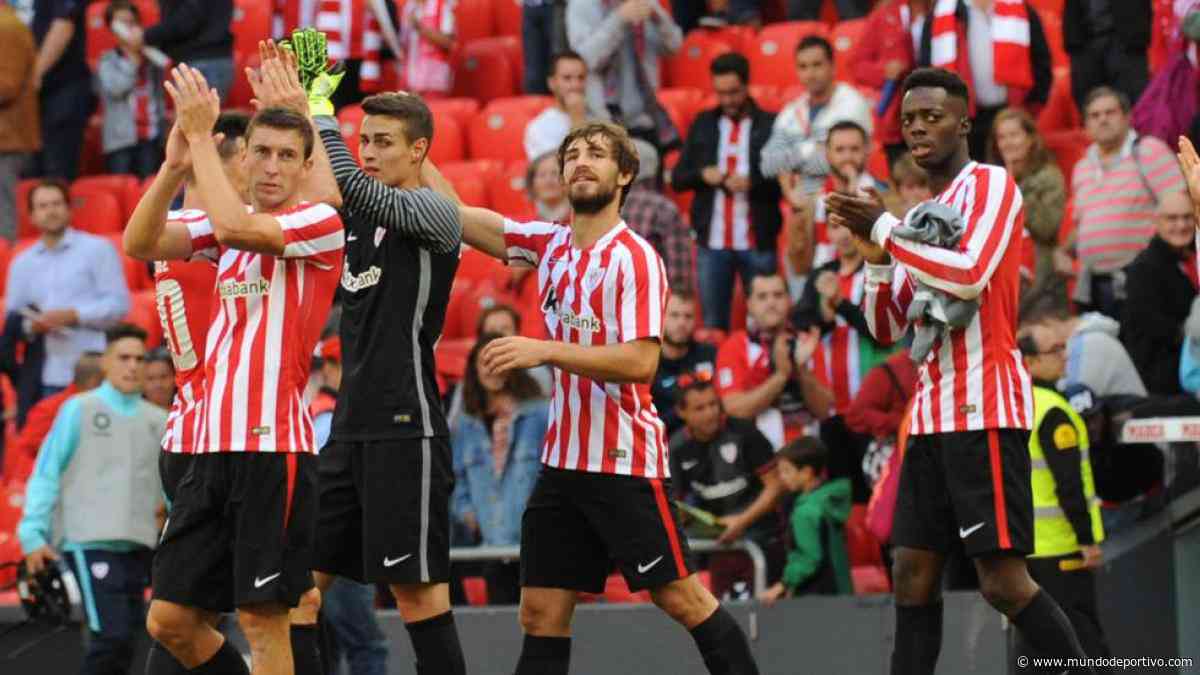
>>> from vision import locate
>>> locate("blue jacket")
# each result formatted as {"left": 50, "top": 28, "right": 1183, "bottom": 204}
{"left": 451, "top": 399, "right": 548, "bottom": 547}
{"left": 1180, "top": 338, "right": 1200, "bottom": 395}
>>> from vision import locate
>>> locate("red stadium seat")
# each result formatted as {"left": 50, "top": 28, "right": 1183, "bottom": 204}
{"left": 337, "top": 104, "right": 366, "bottom": 162}
{"left": 125, "top": 289, "right": 163, "bottom": 348}
{"left": 85, "top": 0, "right": 160, "bottom": 70}
{"left": 461, "top": 576, "right": 489, "bottom": 606}
{"left": 831, "top": 18, "right": 867, "bottom": 84}
{"left": 467, "top": 108, "right": 534, "bottom": 162}
{"left": 427, "top": 115, "right": 467, "bottom": 164}
{"left": 71, "top": 174, "right": 141, "bottom": 221}
{"left": 700, "top": 25, "right": 756, "bottom": 54}
{"left": 70, "top": 192, "right": 124, "bottom": 235}
{"left": 443, "top": 279, "right": 518, "bottom": 341}
{"left": 602, "top": 573, "right": 651, "bottom": 604}
{"left": 665, "top": 33, "right": 733, "bottom": 90}
{"left": 1044, "top": 129, "right": 1090, "bottom": 194}
{"left": 662, "top": 148, "right": 694, "bottom": 219}
{"left": 102, "top": 233, "right": 152, "bottom": 292}
{"left": 845, "top": 505, "right": 885, "bottom": 567}
{"left": 428, "top": 98, "right": 483, "bottom": 132}
{"left": 0, "top": 238, "right": 12, "bottom": 297}
{"left": 232, "top": 0, "right": 272, "bottom": 67}
{"left": 465, "top": 36, "right": 524, "bottom": 96}
{"left": 851, "top": 566, "right": 892, "bottom": 595}
{"left": 488, "top": 161, "right": 535, "bottom": 221}
{"left": 452, "top": 44, "right": 517, "bottom": 102}
{"left": 455, "top": 0, "right": 495, "bottom": 44}
{"left": 455, "top": 245, "right": 509, "bottom": 290}
{"left": 486, "top": 95, "right": 553, "bottom": 118}
{"left": 441, "top": 160, "right": 503, "bottom": 207}
{"left": 750, "top": 85, "right": 783, "bottom": 114}
{"left": 657, "top": 87, "right": 707, "bottom": 136}
{"left": 493, "top": 0, "right": 523, "bottom": 37}
{"left": 748, "top": 21, "right": 828, "bottom": 89}
{"left": 434, "top": 337, "right": 474, "bottom": 387}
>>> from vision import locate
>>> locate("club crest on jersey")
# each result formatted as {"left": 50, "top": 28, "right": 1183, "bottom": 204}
{"left": 719, "top": 442, "right": 738, "bottom": 464}
{"left": 219, "top": 278, "right": 271, "bottom": 299}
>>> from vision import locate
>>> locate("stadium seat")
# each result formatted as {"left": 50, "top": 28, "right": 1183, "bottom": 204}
{"left": 0, "top": 238, "right": 11, "bottom": 297}
{"left": 1044, "top": 129, "right": 1089, "bottom": 193}
{"left": 486, "top": 95, "right": 553, "bottom": 118}
{"left": 661, "top": 148, "right": 693, "bottom": 220}
{"left": 493, "top": 0, "right": 523, "bottom": 37}
{"left": 102, "top": 233, "right": 152, "bottom": 292}
{"left": 428, "top": 98, "right": 483, "bottom": 133}
{"left": 748, "top": 21, "right": 828, "bottom": 89}
{"left": 831, "top": 18, "right": 867, "bottom": 84}
{"left": 70, "top": 192, "right": 124, "bottom": 235}
{"left": 125, "top": 289, "right": 164, "bottom": 349}
{"left": 434, "top": 337, "right": 474, "bottom": 390}
{"left": 444, "top": 279, "right": 518, "bottom": 341}
{"left": 750, "top": 85, "right": 783, "bottom": 114}
{"left": 489, "top": 161, "right": 535, "bottom": 221}
{"left": 452, "top": 44, "right": 517, "bottom": 102}
{"left": 658, "top": 88, "right": 707, "bottom": 136}
{"left": 851, "top": 566, "right": 891, "bottom": 595}
{"left": 337, "top": 104, "right": 365, "bottom": 162}
{"left": 700, "top": 25, "right": 756, "bottom": 54}
{"left": 845, "top": 505, "right": 885, "bottom": 567}
{"left": 665, "top": 33, "right": 733, "bottom": 90}
{"left": 467, "top": 108, "right": 534, "bottom": 162}
{"left": 455, "top": 245, "right": 509, "bottom": 291}
{"left": 602, "top": 573, "right": 651, "bottom": 604}
{"left": 427, "top": 115, "right": 466, "bottom": 164}
{"left": 465, "top": 36, "right": 525, "bottom": 96}
{"left": 441, "top": 159, "right": 503, "bottom": 207}
{"left": 455, "top": 0, "right": 495, "bottom": 44}
{"left": 85, "top": 0, "right": 161, "bottom": 70}
{"left": 71, "top": 174, "right": 141, "bottom": 221}
{"left": 232, "top": 0, "right": 272, "bottom": 67}
{"left": 461, "top": 576, "right": 489, "bottom": 606}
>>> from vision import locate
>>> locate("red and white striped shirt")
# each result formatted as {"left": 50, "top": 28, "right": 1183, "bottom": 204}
{"left": 863, "top": 161, "right": 1033, "bottom": 435}
{"left": 156, "top": 210, "right": 218, "bottom": 454}
{"left": 810, "top": 266, "right": 868, "bottom": 413}
{"left": 186, "top": 202, "right": 345, "bottom": 453}
{"left": 503, "top": 218, "right": 671, "bottom": 478}
{"left": 403, "top": 0, "right": 457, "bottom": 94}
{"left": 708, "top": 116, "right": 753, "bottom": 250}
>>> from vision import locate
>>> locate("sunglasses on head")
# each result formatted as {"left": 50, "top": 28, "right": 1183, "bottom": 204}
{"left": 676, "top": 370, "right": 713, "bottom": 389}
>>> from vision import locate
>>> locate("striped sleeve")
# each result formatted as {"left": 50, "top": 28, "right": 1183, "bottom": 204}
{"left": 316, "top": 119, "right": 462, "bottom": 253}
{"left": 873, "top": 166, "right": 1022, "bottom": 300}
{"left": 1137, "top": 136, "right": 1186, "bottom": 198}
{"left": 616, "top": 237, "right": 667, "bottom": 343}
{"left": 172, "top": 209, "right": 220, "bottom": 262}
{"left": 862, "top": 261, "right": 914, "bottom": 346}
{"left": 278, "top": 203, "right": 346, "bottom": 264}
{"left": 503, "top": 218, "right": 560, "bottom": 266}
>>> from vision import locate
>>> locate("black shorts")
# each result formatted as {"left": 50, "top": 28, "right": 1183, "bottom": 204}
{"left": 520, "top": 467, "right": 694, "bottom": 593}
{"left": 893, "top": 428, "right": 1034, "bottom": 557}
{"left": 314, "top": 438, "right": 453, "bottom": 585}
{"left": 152, "top": 452, "right": 317, "bottom": 612}
{"left": 158, "top": 451, "right": 194, "bottom": 507}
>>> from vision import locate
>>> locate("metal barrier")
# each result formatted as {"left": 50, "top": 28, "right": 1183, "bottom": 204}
{"left": 450, "top": 538, "right": 769, "bottom": 596}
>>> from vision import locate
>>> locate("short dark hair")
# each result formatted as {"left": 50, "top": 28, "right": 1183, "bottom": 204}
{"left": 796, "top": 35, "right": 833, "bottom": 61}
{"left": 1083, "top": 86, "right": 1131, "bottom": 115}
{"left": 670, "top": 289, "right": 697, "bottom": 305}
{"left": 145, "top": 346, "right": 175, "bottom": 370}
{"left": 213, "top": 111, "right": 251, "bottom": 161}
{"left": 105, "top": 0, "right": 139, "bottom": 26}
{"left": 778, "top": 437, "right": 828, "bottom": 473}
{"left": 462, "top": 333, "right": 544, "bottom": 417}
{"left": 73, "top": 351, "right": 104, "bottom": 388}
{"left": 890, "top": 152, "right": 930, "bottom": 187}
{"left": 361, "top": 92, "right": 435, "bottom": 147}
{"left": 28, "top": 179, "right": 70, "bottom": 211}
{"left": 557, "top": 121, "right": 641, "bottom": 208}
{"left": 746, "top": 271, "right": 785, "bottom": 297}
{"left": 246, "top": 107, "right": 315, "bottom": 159}
{"left": 549, "top": 50, "right": 586, "bottom": 77}
{"left": 476, "top": 303, "right": 522, "bottom": 336}
{"left": 105, "top": 323, "right": 148, "bottom": 345}
{"left": 827, "top": 120, "right": 868, "bottom": 145}
{"left": 902, "top": 67, "right": 970, "bottom": 105}
{"left": 710, "top": 52, "right": 750, "bottom": 83}
{"left": 674, "top": 372, "right": 716, "bottom": 409}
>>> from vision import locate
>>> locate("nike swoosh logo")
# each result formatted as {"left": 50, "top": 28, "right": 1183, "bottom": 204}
{"left": 959, "top": 522, "right": 986, "bottom": 539}
{"left": 637, "top": 556, "right": 664, "bottom": 574}
{"left": 254, "top": 572, "right": 281, "bottom": 588}
{"left": 383, "top": 554, "right": 413, "bottom": 568}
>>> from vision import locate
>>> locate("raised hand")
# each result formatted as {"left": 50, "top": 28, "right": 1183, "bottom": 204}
{"left": 247, "top": 39, "right": 308, "bottom": 114}
{"left": 164, "top": 64, "right": 221, "bottom": 142}
{"left": 1177, "top": 136, "right": 1200, "bottom": 228}
{"left": 826, "top": 191, "right": 885, "bottom": 240}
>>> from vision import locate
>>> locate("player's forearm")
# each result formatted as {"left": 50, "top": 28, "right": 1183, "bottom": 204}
{"left": 459, "top": 205, "right": 507, "bottom": 260}
{"left": 722, "top": 372, "right": 789, "bottom": 419}
{"left": 797, "top": 368, "right": 834, "bottom": 420}
{"left": 737, "top": 472, "right": 783, "bottom": 528}
{"left": 302, "top": 119, "right": 343, "bottom": 209}
{"left": 33, "top": 19, "right": 74, "bottom": 82}
{"left": 125, "top": 166, "right": 188, "bottom": 260}
{"left": 544, "top": 340, "right": 660, "bottom": 385}
{"left": 191, "top": 138, "right": 283, "bottom": 254}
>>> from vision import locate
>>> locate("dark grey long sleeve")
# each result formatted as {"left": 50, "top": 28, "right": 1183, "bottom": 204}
{"left": 315, "top": 115, "right": 461, "bottom": 254}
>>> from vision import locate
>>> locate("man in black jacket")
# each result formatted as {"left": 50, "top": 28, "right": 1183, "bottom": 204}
{"left": 137, "top": 0, "right": 234, "bottom": 101}
{"left": 1121, "top": 191, "right": 1199, "bottom": 397}
{"left": 1064, "top": 0, "right": 1151, "bottom": 114}
{"left": 671, "top": 52, "right": 781, "bottom": 330}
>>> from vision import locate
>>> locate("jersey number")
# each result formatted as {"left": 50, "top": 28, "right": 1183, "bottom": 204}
{"left": 155, "top": 279, "right": 200, "bottom": 371}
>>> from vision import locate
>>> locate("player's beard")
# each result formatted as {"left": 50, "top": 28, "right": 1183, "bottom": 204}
{"left": 663, "top": 330, "right": 690, "bottom": 349}
{"left": 569, "top": 178, "right": 619, "bottom": 215}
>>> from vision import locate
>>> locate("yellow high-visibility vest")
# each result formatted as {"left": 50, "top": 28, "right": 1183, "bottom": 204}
{"left": 1029, "top": 386, "right": 1104, "bottom": 558}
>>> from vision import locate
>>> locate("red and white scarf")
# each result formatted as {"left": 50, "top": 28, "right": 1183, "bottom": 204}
{"left": 930, "top": 0, "right": 1032, "bottom": 90}
{"left": 315, "top": 0, "right": 389, "bottom": 92}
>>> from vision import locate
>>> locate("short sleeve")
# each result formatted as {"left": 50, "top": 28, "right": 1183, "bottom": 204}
{"left": 170, "top": 209, "right": 219, "bottom": 262}
{"left": 715, "top": 338, "right": 750, "bottom": 396}
{"left": 278, "top": 203, "right": 346, "bottom": 263}
{"left": 503, "top": 218, "right": 560, "bottom": 267}
{"left": 616, "top": 240, "right": 667, "bottom": 343}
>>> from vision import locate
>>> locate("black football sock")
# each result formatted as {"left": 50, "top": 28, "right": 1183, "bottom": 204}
{"left": 513, "top": 635, "right": 571, "bottom": 675}
{"left": 188, "top": 637, "right": 250, "bottom": 675}
{"left": 290, "top": 624, "right": 323, "bottom": 675}
{"left": 891, "top": 601, "right": 943, "bottom": 675}
{"left": 145, "top": 641, "right": 187, "bottom": 675}
{"left": 406, "top": 610, "right": 466, "bottom": 675}
{"left": 1012, "top": 590, "right": 1094, "bottom": 674}
{"left": 688, "top": 607, "right": 760, "bottom": 675}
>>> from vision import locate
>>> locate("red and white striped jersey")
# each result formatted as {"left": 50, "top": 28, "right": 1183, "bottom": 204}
{"left": 403, "top": 0, "right": 457, "bottom": 94}
{"left": 863, "top": 161, "right": 1033, "bottom": 435}
{"left": 810, "top": 267, "right": 868, "bottom": 413}
{"left": 504, "top": 218, "right": 671, "bottom": 478}
{"left": 708, "top": 116, "right": 753, "bottom": 250}
{"left": 186, "top": 202, "right": 345, "bottom": 453}
{"left": 156, "top": 210, "right": 218, "bottom": 454}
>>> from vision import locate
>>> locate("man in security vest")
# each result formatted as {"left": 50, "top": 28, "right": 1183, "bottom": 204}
{"left": 1018, "top": 329, "right": 1114, "bottom": 663}
{"left": 19, "top": 323, "right": 166, "bottom": 675}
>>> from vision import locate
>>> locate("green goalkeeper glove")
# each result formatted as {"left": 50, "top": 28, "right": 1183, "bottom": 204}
{"left": 289, "top": 28, "right": 345, "bottom": 117}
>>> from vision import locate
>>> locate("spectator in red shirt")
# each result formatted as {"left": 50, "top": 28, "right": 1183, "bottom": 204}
{"left": 852, "top": 0, "right": 930, "bottom": 167}
{"left": 7, "top": 351, "right": 103, "bottom": 483}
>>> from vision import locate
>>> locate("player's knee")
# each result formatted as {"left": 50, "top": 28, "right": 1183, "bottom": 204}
{"left": 291, "top": 588, "right": 321, "bottom": 625}
{"left": 237, "top": 604, "right": 289, "bottom": 644}
{"left": 892, "top": 554, "right": 938, "bottom": 605}
{"left": 650, "top": 577, "right": 715, "bottom": 627}
{"left": 518, "top": 597, "right": 571, "bottom": 635}
{"left": 146, "top": 602, "right": 198, "bottom": 648}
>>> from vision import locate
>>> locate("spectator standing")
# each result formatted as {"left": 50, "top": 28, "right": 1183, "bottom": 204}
{"left": 525, "top": 51, "right": 588, "bottom": 161}
{"left": 1063, "top": 87, "right": 1185, "bottom": 318}
{"left": 18, "top": 324, "right": 166, "bottom": 675}
{"left": 622, "top": 139, "right": 696, "bottom": 296}
{"left": 96, "top": 0, "right": 166, "bottom": 179}
{"left": 451, "top": 334, "right": 549, "bottom": 605}
{"left": 0, "top": 3, "right": 38, "bottom": 241}
{"left": 1121, "top": 191, "right": 1199, "bottom": 396}
{"left": 988, "top": 107, "right": 1067, "bottom": 307}
{"left": 1064, "top": 0, "right": 1152, "bottom": 113}
{"left": 670, "top": 375, "right": 785, "bottom": 599}
{"left": 852, "top": 0, "right": 930, "bottom": 166}
{"left": 5, "top": 180, "right": 130, "bottom": 402}
{"left": 142, "top": 347, "right": 175, "bottom": 410}
{"left": 652, "top": 293, "right": 718, "bottom": 437}
{"left": 402, "top": 0, "right": 458, "bottom": 99}
{"left": 672, "top": 53, "right": 781, "bottom": 330}
{"left": 1022, "top": 306, "right": 1148, "bottom": 398}
{"left": 758, "top": 437, "right": 852, "bottom": 604}
{"left": 715, "top": 272, "right": 834, "bottom": 449}
{"left": 761, "top": 36, "right": 874, "bottom": 198}
{"left": 5, "top": 351, "right": 101, "bottom": 484}
{"left": 918, "top": 0, "right": 1052, "bottom": 160}
{"left": 521, "top": 0, "right": 567, "bottom": 96}
{"left": 566, "top": 0, "right": 683, "bottom": 150}
{"left": 30, "top": 0, "right": 91, "bottom": 180}
{"left": 141, "top": 0, "right": 234, "bottom": 102}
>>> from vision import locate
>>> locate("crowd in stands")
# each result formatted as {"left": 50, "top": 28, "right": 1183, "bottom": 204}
{"left": 2, "top": 0, "right": 1200, "bottom": 615}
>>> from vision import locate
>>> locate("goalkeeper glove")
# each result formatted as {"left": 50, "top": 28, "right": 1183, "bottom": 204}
{"left": 289, "top": 28, "right": 345, "bottom": 116}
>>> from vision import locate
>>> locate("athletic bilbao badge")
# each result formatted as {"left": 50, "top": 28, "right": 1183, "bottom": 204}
{"left": 720, "top": 442, "right": 738, "bottom": 464}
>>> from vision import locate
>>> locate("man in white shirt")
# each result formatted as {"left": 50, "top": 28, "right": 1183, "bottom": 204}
{"left": 524, "top": 51, "right": 589, "bottom": 160}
